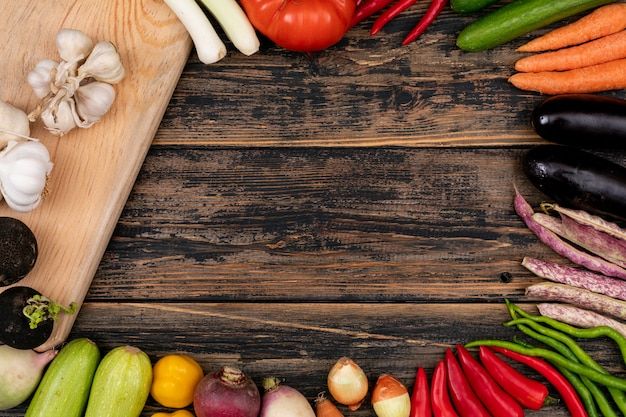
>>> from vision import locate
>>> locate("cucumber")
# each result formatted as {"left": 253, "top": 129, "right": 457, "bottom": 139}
{"left": 84, "top": 345, "right": 152, "bottom": 417}
{"left": 456, "top": 0, "right": 618, "bottom": 51}
{"left": 25, "top": 338, "right": 100, "bottom": 417}
{"left": 451, "top": 0, "right": 500, "bottom": 14}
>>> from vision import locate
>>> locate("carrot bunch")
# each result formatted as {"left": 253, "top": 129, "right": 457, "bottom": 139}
{"left": 509, "top": 4, "right": 626, "bottom": 95}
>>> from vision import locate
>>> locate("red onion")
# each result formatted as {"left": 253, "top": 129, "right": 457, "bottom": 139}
{"left": 193, "top": 366, "right": 260, "bottom": 417}
{"left": 260, "top": 377, "right": 315, "bottom": 417}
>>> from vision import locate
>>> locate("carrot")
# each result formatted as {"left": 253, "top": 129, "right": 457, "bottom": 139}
{"left": 518, "top": 3, "right": 626, "bottom": 52}
{"left": 515, "top": 30, "right": 626, "bottom": 72}
{"left": 509, "top": 58, "right": 626, "bottom": 94}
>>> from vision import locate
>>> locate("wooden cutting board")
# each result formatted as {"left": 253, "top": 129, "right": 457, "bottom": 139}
{"left": 0, "top": 0, "right": 192, "bottom": 351}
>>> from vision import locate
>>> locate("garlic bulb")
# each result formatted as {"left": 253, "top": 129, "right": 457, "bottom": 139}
{"left": 77, "top": 41, "right": 125, "bottom": 84}
{"left": 40, "top": 99, "right": 76, "bottom": 136}
{"left": 27, "top": 59, "right": 59, "bottom": 99}
{"left": 56, "top": 28, "right": 93, "bottom": 63}
{"left": 0, "top": 140, "right": 53, "bottom": 212}
{"left": 74, "top": 81, "right": 115, "bottom": 126}
{"left": 0, "top": 100, "right": 31, "bottom": 150}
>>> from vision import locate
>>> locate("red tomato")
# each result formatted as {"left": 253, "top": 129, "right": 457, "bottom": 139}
{"left": 240, "top": 0, "right": 357, "bottom": 52}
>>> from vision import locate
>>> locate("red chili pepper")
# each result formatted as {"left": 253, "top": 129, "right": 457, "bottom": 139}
{"left": 349, "top": 0, "right": 397, "bottom": 28}
{"left": 456, "top": 345, "right": 524, "bottom": 417}
{"left": 431, "top": 360, "right": 458, "bottom": 417}
{"left": 401, "top": 0, "right": 448, "bottom": 45}
{"left": 370, "top": 0, "right": 418, "bottom": 35}
{"left": 492, "top": 346, "right": 588, "bottom": 417}
{"left": 479, "top": 346, "right": 549, "bottom": 410}
{"left": 410, "top": 367, "right": 432, "bottom": 417}
{"left": 444, "top": 348, "right": 491, "bottom": 417}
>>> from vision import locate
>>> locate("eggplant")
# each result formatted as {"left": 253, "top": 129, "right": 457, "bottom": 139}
{"left": 523, "top": 145, "right": 626, "bottom": 221}
{"left": 532, "top": 94, "right": 626, "bottom": 148}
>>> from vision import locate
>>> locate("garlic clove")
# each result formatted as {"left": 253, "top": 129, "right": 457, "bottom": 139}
{"left": 0, "top": 140, "right": 53, "bottom": 212}
{"left": 40, "top": 99, "right": 77, "bottom": 136}
{"left": 0, "top": 100, "right": 31, "bottom": 150}
{"left": 56, "top": 28, "right": 93, "bottom": 64}
{"left": 27, "top": 59, "right": 59, "bottom": 99}
{"left": 77, "top": 41, "right": 125, "bottom": 84}
{"left": 74, "top": 81, "right": 116, "bottom": 126}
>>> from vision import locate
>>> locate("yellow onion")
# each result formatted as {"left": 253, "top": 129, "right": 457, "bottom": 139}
{"left": 327, "top": 357, "right": 368, "bottom": 410}
{"left": 371, "top": 374, "right": 410, "bottom": 417}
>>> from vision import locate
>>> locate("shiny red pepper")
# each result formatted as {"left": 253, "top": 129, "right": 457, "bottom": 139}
{"left": 410, "top": 367, "right": 432, "bottom": 417}
{"left": 479, "top": 345, "right": 548, "bottom": 410}
{"left": 402, "top": 0, "right": 448, "bottom": 45}
{"left": 349, "top": 0, "right": 397, "bottom": 28}
{"left": 492, "top": 346, "right": 588, "bottom": 417}
{"left": 445, "top": 348, "right": 491, "bottom": 417}
{"left": 456, "top": 345, "right": 524, "bottom": 417}
{"left": 431, "top": 360, "right": 458, "bottom": 417}
{"left": 370, "top": 0, "right": 418, "bottom": 35}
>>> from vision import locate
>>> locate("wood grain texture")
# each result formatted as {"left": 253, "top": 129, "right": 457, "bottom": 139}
{"left": 0, "top": 0, "right": 190, "bottom": 350}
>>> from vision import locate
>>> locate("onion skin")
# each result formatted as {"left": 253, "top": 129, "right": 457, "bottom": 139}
{"left": 193, "top": 366, "right": 260, "bottom": 417}
{"left": 260, "top": 377, "right": 315, "bottom": 417}
{"left": 327, "top": 357, "right": 368, "bottom": 410}
{"left": 0, "top": 345, "right": 57, "bottom": 410}
{"left": 371, "top": 374, "right": 411, "bottom": 417}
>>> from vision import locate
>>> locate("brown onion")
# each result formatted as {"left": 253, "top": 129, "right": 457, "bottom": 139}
{"left": 371, "top": 374, "right": 410, "bottom": 417}
{"left": 327, "top": 357, "right": 368, "bottom": 410}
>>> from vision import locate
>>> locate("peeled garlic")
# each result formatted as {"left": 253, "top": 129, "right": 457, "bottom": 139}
{"left": 56, "top": 28, "right": 93, "bottom": 63}
{"left": 74, "top": 81, "right": 115, "bottom": 126}
{"left": 0, "top": 100, "right": 31, "bottom": 150}
{"left": 77, "top": 41, "right": 125, "bottom": 84}
{"left": 0, "top": 140, "right": 53, "bottom": 212}
{"left": 40, "top": 99, "right": 76, "bottom": 136}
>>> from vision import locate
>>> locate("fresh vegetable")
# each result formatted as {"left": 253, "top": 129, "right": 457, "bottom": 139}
{"left": 523, "top": 257, "right": 626, "bottom": 301}
{"left": 371, "top": 374, "right": 411, "bottom": 417}
{"left": 0, "top": 100, "right": 30, "bottom": 150}
{"left": 513, "top": 189, "right": 626, "bottom": 279}
{"left": 456, "top": 0, "right": 618, "bottom": 52}
{"left": 196, "top": 0, "right": 260, "bottom": 56}
{"left": 151, "top": 354, "right": 204, "bottom": 408}
{"left": 83, "top": 345, "right": 153, "bottom": 417}
{"left": 0, "top": 286, "right": 76, "bottom": 349}
{"left": 450, "top": 0, "right": 499, "bottom": 13}
{"left": 162, "top": 0, "right": 226, "bottom": 64}
{"left": 0, "top": 140, "right": 53, "bottom": 212}
{"left": 239, "top": 0, "right": 357, "bottom": 52}
{"left": 0, "top": 345, "right": 56, "bottom": 410}
{"left": 537, "top": 303, "right": 626, "bottom": 339}
{"left": 349, "top": 0, "right": 396, "bottom": 28}
{"left": 456, "top": 344, "right": 524, "bottom": 416}
{"left": 466, "top": 343, "right": 590, "bottom": 417}
{"left": 152, "top": 411, "right": 195, "bottom": 417}
{"left": 515, "top": 30, "right": 626, "bottom": 73}
{"left": 327, "top": 356, "right": 368, "bottom": 410}
{"left": 260, "top": 377, "right": 315, "bottom": 417}
{"left": 409, "top": 367, "right": 431, "bottom": 417}
{"left": 527, "top": 282, "right": 626, "bottom": 321}
{"left": 194, "top": 366, "right": 260, "bottom": 417}
{"left": 0, "top": 217, "right": 38, "bottom": 286}
{"left": 509, "top": 58, "right": 626, "bottom": 94}
{"left": 27, "top": 29, "right": 124, "bottom": 136}
{"left": 523, "top": 145, "right": 626, "bottom": 221}
{"left": 315, "top": 392, "right": 345, "bottom": 417}
{"left": 430, "top": 360, "right": 458, "bottom": 417}
{"left": 531, "top": 94, "right": 626, "bottom": 148}
{"left": 370, "top": 0, "right": 418, "bottom": 35}
{"left": 478, "top": 346, "right": 548, "bottom": 410}
{"left": 444, "top": 348, "right": 490, "bottom": 417}
{"left": 402, "top": 0, "right": 448, "bottom": 45}
{"left": 26, "top": 338, "right": 100, "bottom": 417}
{"left": 518, "top": 3, "right": 626, "bottom": 52}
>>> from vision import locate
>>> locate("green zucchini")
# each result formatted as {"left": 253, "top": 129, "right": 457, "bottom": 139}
{"left": 456, "top": 0, "right": 618, "bottom": 51}
{"left": 25, "top": 338, "right": 100, "bottom": 417}
{"left": 83, "top": 345, "right": 152, "bottom": 417}
{"left": 451, "top": 0, "right": 500, "bottom": 13}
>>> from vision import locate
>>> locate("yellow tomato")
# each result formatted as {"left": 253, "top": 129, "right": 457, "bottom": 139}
{"left": 151, "top": 354, "right": 204, "bottom": 408}
{"left": 151, "top": 411, "right": 195, "bottom": 417}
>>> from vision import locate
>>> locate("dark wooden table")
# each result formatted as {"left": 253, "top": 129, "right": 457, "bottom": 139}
{"left": 4, "top": 2, "right": 626, "bottom": 416}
